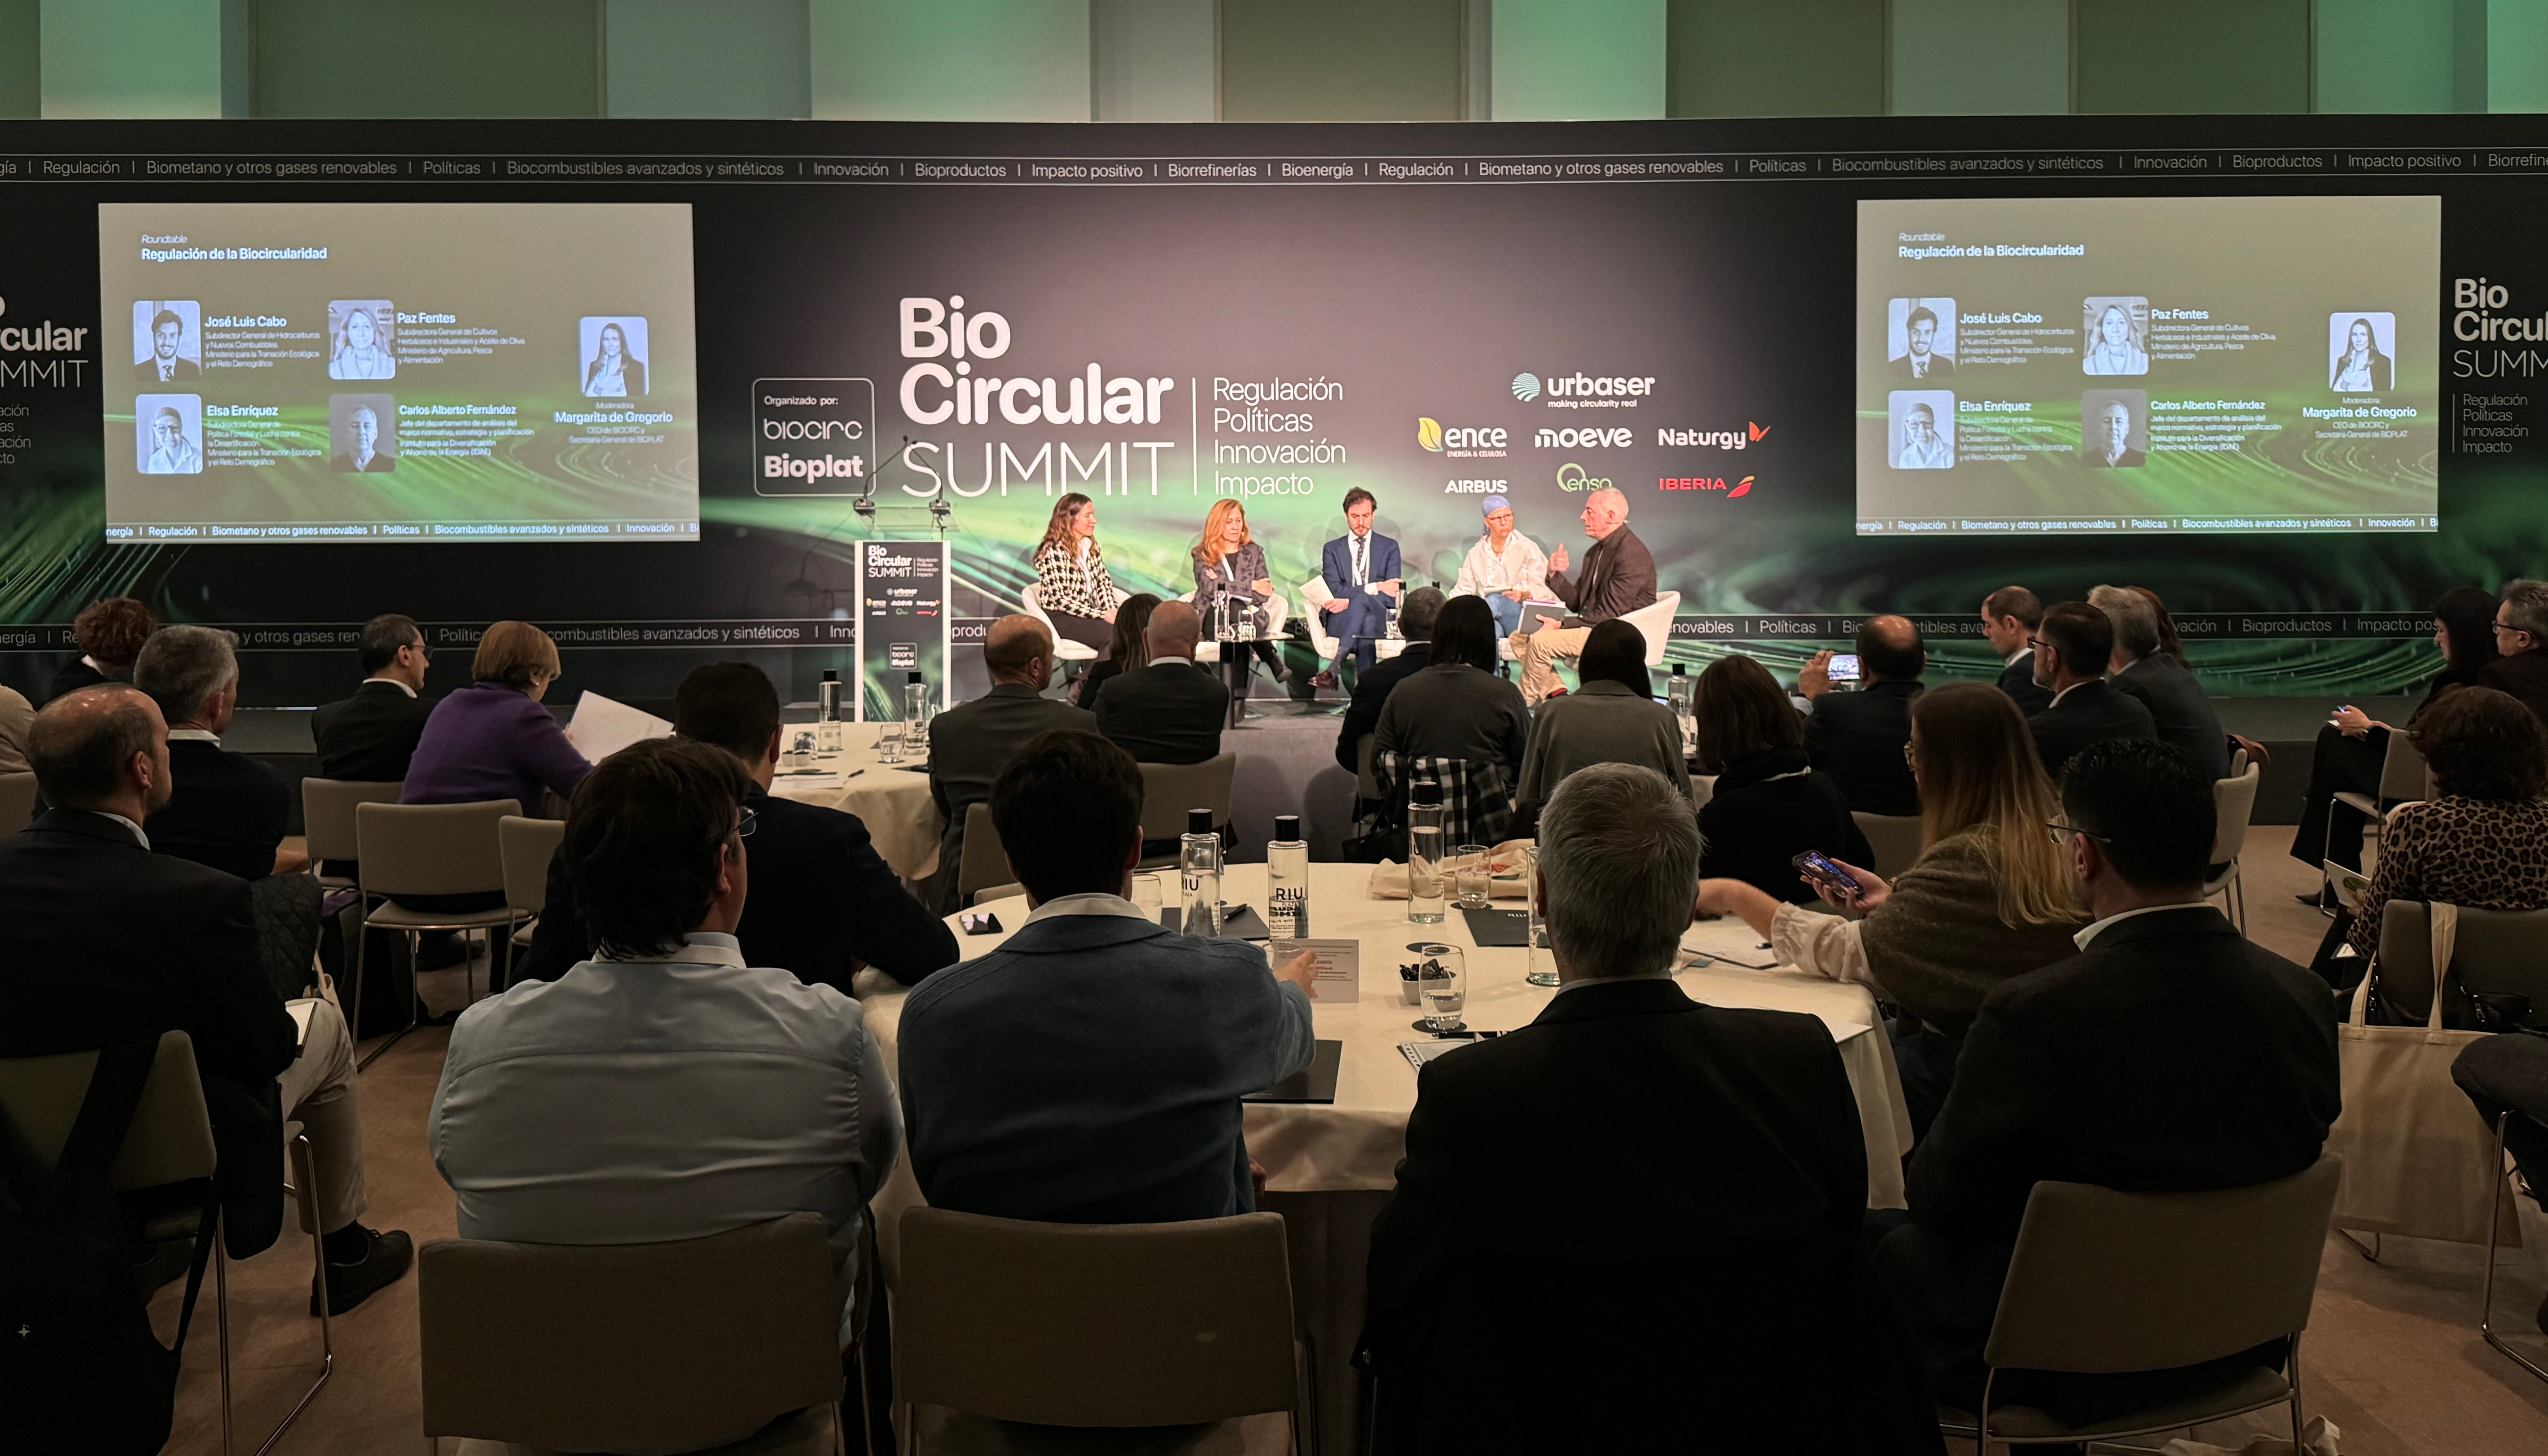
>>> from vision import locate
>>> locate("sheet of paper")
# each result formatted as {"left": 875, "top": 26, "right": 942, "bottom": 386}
{"left": 2321, "top": 860, "right": 2371, "bottom": 912}
{"left": 1679, "top": 914, "right": 1783, "bottom": 970}
{"left": 1399, "top": 1039, "right": 1476, "bottom": 1070}
{"left": 1272, "top": 938, "right": 1359, "bottom": 1000}
{"left": 565, "top": 690, "right": 673, "bottom": 762}
{"left": 772, "top": 771, "right": 845, "bottom": 789}
{"left": 287, "top": 999, "right": 315, "bottom": 1047}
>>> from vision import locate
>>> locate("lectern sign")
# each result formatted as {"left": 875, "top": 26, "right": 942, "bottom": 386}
{"left": 855, "top": 539, "right": 948, "bottom": 722}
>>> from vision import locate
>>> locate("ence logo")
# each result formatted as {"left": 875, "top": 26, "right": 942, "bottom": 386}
{"left": 1556, "top": 462, "right": 1613, "bottom": 492}
{"left": 1660, "top": 474, "right": 1754, "bottom": 498}
{"left": 1511, "top": 372, "right": 1541, "bottom": 402}
{"left": 1418, "top": 417, "right": 1509, "bottom": 455}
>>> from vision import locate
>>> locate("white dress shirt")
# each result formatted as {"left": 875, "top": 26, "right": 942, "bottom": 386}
{"left": 2073, "top": 900, "right": 2207, "bottom": 951}
{"left": 1453, "top": 531, "right": 1549, "bottom": 601}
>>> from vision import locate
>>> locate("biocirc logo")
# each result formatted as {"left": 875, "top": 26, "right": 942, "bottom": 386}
{"left": 1510, "top": 372, "right": 1541, "bottom": 402}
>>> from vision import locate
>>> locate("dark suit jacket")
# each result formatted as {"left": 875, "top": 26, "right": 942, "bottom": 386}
{"left": 46, "top": 658, "right": 114, "bottom": 704}
{"left": 1806, "top": 678, "right": 1922, "bottom": 816}
{"left": 1877, "top": 908, "right": 2339, "bottom": 1386}
{"left": 1700, "top": 747, "right": 1876, "bottom": 903}
{"left": 2028, "top": 679, "right": 2156, "bottom": 779}
{"left": 312, "top": 679, "right": 436, "bottom": 783}
{"left": 0, "top": 810, "right": 296, "bottom": 1254}
{"left": 2478, "top": 648, "right": 2548, "bottom": 726}
{"left": 2113, "top": 653, "right": 2229, "bottom": 780}
{"left": 1319, "top": 531, "right": 1402, "bottom": 615}
{"left": 1334, "top": 642, "right": 1430, "bottom": 771}
{"left": 1997, "top": 650, "right": 2053, "bottom": 716}
{"left": 1093, "top": 659, "right": 1228, "bottom": 766}
{"left": 516, "top": 782, "right": 958, "bottom": 992}
{"left": 1546, "top": 525, "right": 1658, "bottom": 626}
{"left": 927, "top": 683, "right": 1097, "bottom": 909}
{"left": 147, "top": 737, "right": 289, "bottom": 881}
{"left": 1362, "top": 978, "right": 1940, "bottom": 1452}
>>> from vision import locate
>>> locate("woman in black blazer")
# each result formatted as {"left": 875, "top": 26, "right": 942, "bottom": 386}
{"left": 1191, "top": 499, "right": 1287, "bottom": 685}
{"left": 1693, "top": 653, "right": 1871, "bottom": 903}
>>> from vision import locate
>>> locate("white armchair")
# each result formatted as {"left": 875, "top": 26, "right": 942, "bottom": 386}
{"left": 1019, "top": 582, "right": 1130, "bottom": 664}
{"left": 1299, "top": 578, "right": 1340, "bottom": 661}
{"left": 1621, "top": 590, "right": 1681, "bottom": 667}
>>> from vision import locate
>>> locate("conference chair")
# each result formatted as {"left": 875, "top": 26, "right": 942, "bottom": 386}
{"left": 1620, "top": 591, "right": 1682, "bottom": 667}
{"left": 2371, "top": 902, "right": 2548, "bottom": 1029}
{"left": 1935, "top": 1152, "right": 2342, "bottom": 1455}
{"left": 1137, "top": 752, "right": 1238, "bottom": 869}
{"left": 2479, "top": 1109, "right": 2548, "bottom": 1383}
{"left": 2323, "top": 731, "right": 2430, "bottom": 881}
{"left": 352, "top": 800, "right": 525, "bottom": 1069}
{"left": 300, "top": 777, "right": 403, "bottom": 894}
{"left": 0, "top": 1031, "right": 333, "bottom": 1456}
{"left": 2204, "top": 761, "right": 2264, "bottom": 931}
{"left": 419, "top": 1213, "right": 848, "bottom": 1456}
{"left": 1299, "top": 578, "right": 1346, "bottom": 669}
{"left": 1019, "top": 582, "right": 1131, "bottom": 666}
{"left": 0, "top": 768, "right": 36, "bottom": 832}
{"left": 895, "top": 1207, "right": 1312, "bottom": 1455}
{"left": 1851, "top": 811, "right": 1923, "bottom": 881}
{"left": 957, "top": 802, "right": 1013, "bottom": 908}
{"left": 498, "top": 814, "right": 566, "bottom": 954}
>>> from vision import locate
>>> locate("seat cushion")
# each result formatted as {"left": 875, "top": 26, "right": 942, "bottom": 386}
{"left": 908, "top": 1407, "right": 1291, "bottom": 1456}
{"left": 448, "top": 1403, "right": 836, "bottom": 1456}
{"left": 1960, "top": 1364, "right": 2293, "bottom": 1442}
{"left": 364, "top": 901, "right": 518, "bottom": 931}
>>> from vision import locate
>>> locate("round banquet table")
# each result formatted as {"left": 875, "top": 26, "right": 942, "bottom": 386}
{"left": 765, "top": 723, "right": 943, "bottom": 881}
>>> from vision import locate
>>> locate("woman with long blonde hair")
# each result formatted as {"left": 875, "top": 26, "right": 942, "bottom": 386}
{"left": 1699, "top": 683, "right": 2083, "bottom": 1136}
{"left": 1028, "top": 492, "right": 1119, "bottom": 651}
{"left": 1191, "top": 497, "right": 1288, "bottom": 684}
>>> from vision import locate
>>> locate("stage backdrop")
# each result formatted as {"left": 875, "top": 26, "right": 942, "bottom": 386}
{"left": 3, "top": 115, "right": 2544, "bottom": 707}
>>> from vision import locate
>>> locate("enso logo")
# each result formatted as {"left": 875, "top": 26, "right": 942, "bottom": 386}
{"left": 1556, "top": 462, "right": 1613, "bottom": 492}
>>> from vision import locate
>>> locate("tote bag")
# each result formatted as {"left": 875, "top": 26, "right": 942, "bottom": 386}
{"left": 2327, "top": 901, "right": 2522, "bottom": 1245}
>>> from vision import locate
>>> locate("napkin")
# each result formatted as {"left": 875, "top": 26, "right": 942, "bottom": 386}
{"left": 1366, "top": 839, "right": 1535, "bottom": 900}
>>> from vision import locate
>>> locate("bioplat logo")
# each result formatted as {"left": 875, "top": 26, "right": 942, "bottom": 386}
{"left": 895, "top": 296, "right": 1182, "bottom": 498}
{"left": 1511, "top": 373, "right": 1541, "bottom": 402}
{"left": 1418, "top": 416, "right": 1509, "bottom": 458}
{"left": 1662, "top": 474, "right": 1754, "bottom": 498}
{"left": 1555, "top": 462, "right": 1613, "bottom": 492}
{"left": 1658, "top": 422, "right": 1772, "bottom": 449}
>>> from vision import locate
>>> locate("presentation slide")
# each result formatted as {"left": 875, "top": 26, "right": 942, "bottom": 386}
{"left": 1855, "top": 194, "right": 2439, "bottom": 537}
{"left": 98, "top": 202, "right": 697, "bottom": 543}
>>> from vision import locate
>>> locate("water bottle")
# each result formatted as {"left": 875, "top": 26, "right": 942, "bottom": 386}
{"left": 1406, "top": 781, "right": 1446, "bottom": 925}
{"left": 1179, "top": 807, "right": 1224, "bottom": 938}
{"left": 817, "top": 669, "right": 843, "bottom": 723}
{"left": 903, "top": 671, "right": 929, "bottom": 754}
{"left": 1667, "top": 662, "right": 1695, "bottom": 754}
{"left": 1267, "top": 814, "right": 1309, "bottom": 939}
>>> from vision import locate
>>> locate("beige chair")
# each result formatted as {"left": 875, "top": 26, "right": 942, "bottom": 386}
{"left": 958, "top": 803, "right": 1013, "bottom": 908}
{"left": 354, "top": 800, "right": 525, "bottom": 1066}
{"left": 896, "top": 1207, "right": 1310, "bottom": 1454}
{"left": 498, "top": 815, "right": 566, "bottom": 950}
{"left": 2205, "top": 761, "right": 2263, "bottom": 930}
{"left": 2372, "top": 902, "right": 2548, "bottom": 1027}
{"left": 0, "top": 1031, "right": 332, "bottom": 1456}
{"left": 419, "top": 1213, "right": 846, "bottom": 1456}
{"left": 1851, "top": 811, "right": 1924, "bottom": 881}
{"left": 1137, "top": 754, "right": 1239, "bottom": 869}
{"left": 0, "top": 768, "right": 38, "bottom": 833}
{"left": 2324, "top": 730, "right": 2430, "bottom": 870}
{"left": 1937, "top": 1152, "right": 2341, "bottom": 1454}
{"left": 300, "top": 777, "right": 403, "bottom": 893}
{"left": 1020, "top": 582, "right": 1131, "bottom": 665}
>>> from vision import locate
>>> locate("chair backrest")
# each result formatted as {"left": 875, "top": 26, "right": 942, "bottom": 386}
{"left": 0, "top": 1031, "right": 217, "bottom": 1191}
{"left": 1139, "top": 753, "right": 1238, "bottom": 842}
{"left": 419, "top": 1213, "right": 843, "bottom": 1452}
{"left": 498, "top": 815, "right": 567, "bottom": 914}
{"left": 1355, "top": 733, "right": 1380, "bottom": 801}
{"left": 2210, "top": 762, "right": 2263, "bottom": 864}
{"left": 958, "top": 802, "right": 1013, "bottom": 906}
{"left": 300, "top": 777, "right": 403, "bottom": 863}
{"left": 0, "top": 770, "right": 37, "bottom": 833}
{"left": 1851, "top": 811, "right": 1924, "bottom": 881}
{"left": 356, "top": 799, "right": 514, "bottom": 898}
{"left": 1621, "top": 590, "right": 1682, "bottom": 666}
{"left": 2378, "top": 730, "right": 2432, "bottom": 803}
{"left": 896, "top": 1208, "right": 1297, "bottom": 1427}
{"left": 2376, "top": 902, "right": 2548, "bottom": 1025}
{"left": 1985, "top": 1152, "right": 2340, "bottom": 1375}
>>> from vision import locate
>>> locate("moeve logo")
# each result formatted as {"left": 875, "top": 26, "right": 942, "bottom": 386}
{"left": 1556, "top": 463, "right": 1612, "bottom": 493}
{"left": 1510, "top": 372, "right": 1541, "bottom": 402}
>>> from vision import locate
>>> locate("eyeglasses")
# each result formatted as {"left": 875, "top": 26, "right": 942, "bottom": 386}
{"left": 2044, "top": 820, "right": 2111, "bottom": 846}
{"left": 737, "top": 808, "right": 758, "bottom": 839}
{"left": 2026, "top": 635, "right": 2045, "bottom": 652}
{"left": 1901, "top": 742, "right": 1917, "bottom": 768}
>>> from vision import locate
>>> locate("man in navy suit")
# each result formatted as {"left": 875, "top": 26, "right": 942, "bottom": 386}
{"left": 1314, "top": 488, "right": 1402, "bottom": 687}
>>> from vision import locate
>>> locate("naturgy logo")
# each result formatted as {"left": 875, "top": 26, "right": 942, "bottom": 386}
{"left": 1657, "top": 421, "right": 1771, "bottom": 449}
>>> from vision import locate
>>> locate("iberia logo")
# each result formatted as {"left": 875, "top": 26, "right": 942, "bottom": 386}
{"left": 1659, "top": 474, "right": 1754, "bottom": 497}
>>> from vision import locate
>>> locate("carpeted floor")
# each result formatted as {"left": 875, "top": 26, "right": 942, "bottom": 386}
{"left": 148, "top": 826, "right": 2548, "bottom": 1456}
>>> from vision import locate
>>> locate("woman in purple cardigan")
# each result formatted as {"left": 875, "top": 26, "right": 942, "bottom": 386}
{"left": 399, "top": 621, "right": 590, "bottom": 910}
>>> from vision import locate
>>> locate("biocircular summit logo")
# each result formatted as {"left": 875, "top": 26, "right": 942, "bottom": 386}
{"left": 1511, "top": 373, "right": 1541, "bottom": 402}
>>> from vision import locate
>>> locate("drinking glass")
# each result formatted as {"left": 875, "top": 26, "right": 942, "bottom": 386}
{"left": 1414, "top": 944, "right": 1466, "bottom": 1033}
{"left": 877, "top": 721, "right": 906, "bottom": 764}
{"left": 1132, "top": 873, "right": 1164, "bottom": 923}
{"left": 1453, "top": 846, "right": 1492, "bottom": 910}
{"left": 1523, "top": 844, "right": 1559, "bottom": 986}
{"left": 816, "top": 719, "right": 844, "bottom": 755}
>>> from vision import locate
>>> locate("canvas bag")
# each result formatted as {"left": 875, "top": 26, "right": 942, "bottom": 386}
{"left": 2328, "top": 901, "right": 2522, "bottom": 1245}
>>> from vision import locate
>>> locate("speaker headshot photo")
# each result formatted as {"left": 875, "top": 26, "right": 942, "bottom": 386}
{"left": 2080, "top": 390, "right": 2148, "bottom": 469}
{"left": 2081, "top": 297, "right": 2151, "bottom": 377}
{"left": 1889, "top": 389, "right": 1955, "bottom": 469}
{"left": 136, "top": 394, "right": 203, "bottom": 474}
{"left": 580, "top": 316, "right": 649, "bottom": 398}
{"left": 2330, "top": 312, "right": 2396, "bottom": 392}
{"left": 330, "top": 394, "right": 397, "bottom": 473}
{"left": 1887, "top": 297, "right": 1956, "bottom": 380}
{"left": 328, "top": 301, "right": 397, "bottom": 381}
{"left": 132, "top": 300, "right": 201, "bottom": 383}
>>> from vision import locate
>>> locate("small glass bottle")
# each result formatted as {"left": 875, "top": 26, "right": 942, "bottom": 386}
{"left": 1179, "top": 807, "right": 1224, "bottom": 938}
{"left": 1406, "top": 781, "right": 1446, "bottom": 924}
{"left": 1267, "top": 814, "right": 1309, "bottom": 939}
{"left": 817, "top": 669, "right": 844, "bottom": 723}
{"left": 903, "top": 670, "right": 929, "bottom": 754}
{"left": 1524, "top": 843, "right": 1559, "bottom": 986}
{"left": 1667, "top": 661, "right": 1696, "bottom": 755}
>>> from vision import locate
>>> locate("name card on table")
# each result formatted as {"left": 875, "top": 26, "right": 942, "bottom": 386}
{"left": 1272, "top": 938, "right": 1359, "bottom": 1000}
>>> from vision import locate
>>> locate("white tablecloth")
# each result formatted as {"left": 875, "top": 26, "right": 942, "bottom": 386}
{"left": 766, "top": 724, "right": 942, "bottom": 881}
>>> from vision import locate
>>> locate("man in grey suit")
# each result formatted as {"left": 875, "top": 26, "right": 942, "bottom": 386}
{"left": 1092, "top": 601, "right": 1230, "bottom": 765}
{"left": 897, "top": 728, "right": 1318, "bottom": 1223}
{"left": 925, "top": 615, "right": 1095, "bottom": 912}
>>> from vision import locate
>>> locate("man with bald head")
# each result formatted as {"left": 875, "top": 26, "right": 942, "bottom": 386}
{"left": 1799, "top": 613, "right": 1926, "bottom": 816}
{"left": 1514, "top": 486, "right": 1659, "bottom": 706}
{"left": 929, "top": 615, "right": 1096, "bottom": 912}
{"left": 0, "top": 685, "right": 414, "bottom": 1311}
{"left": 1095, "top": 600, "right": 1232, "bottom": 766}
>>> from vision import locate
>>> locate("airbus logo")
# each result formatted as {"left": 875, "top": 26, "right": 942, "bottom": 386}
{"left": 1511, "top": 372, "right": 1541, "bottom": 402}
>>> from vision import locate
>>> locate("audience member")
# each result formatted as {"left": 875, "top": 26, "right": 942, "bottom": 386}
{"left": 2092, "top": 584, "right": 2229, "bottom": 781}
{"left": 2292, "top": 586, "right": 2498, "bottom": 887}
{"left": 133, "top": 624, "right": 296, "bottom": 881}
{"left": 1692, "top": 653, "right": 1871, "bottom": 903}
{"left": 1092, "top": 600, "right": 1230, "bottom": 764}
{"left": 1375, "top": 594, "right": 1530, "bottom": 786}
{"left": 1515, "top": 618, "right": 1689, "bottom": 827}
{"left": 2453, "top": 1034, "right": 2548, "bottom": 1334}
{"left": 518, "top": 663, "right": 957, "bottom": 990}
{"left": 403, "top": 619, "right": 589, "bottom": 819}
{"left": 433, "top": 737, "right": 896, "bottom": 1350}
{"left": 898, "top": 730, "right": 1317, "bottom": 1222}
{"left": 48, "top": 596, "right": 155, "bottom": 702}
{"left": 930, "top": 615, "right": 1098, "bottom": 911}
{"left": 1361, "top": 764, "right": 1939, "bottom": 1452}
{"left": 1333, "top": 587, "right": 1443, "bottom": 773}
{"left": 0, "top": 686, "right": 411, "bottom": 1311}
{"left": 2478, "top": 578, "right": 2548, "bottom": 723}
{"left": 2026, "top": 601, "right": 2155, "bottom": 777}
{"left": 1514, "top": 487, "right": 1658, "bottom": 706}
{"left": 1800, "top": 614, "right": 1925, "bottom": 816}
{"left": 1873, "top": 739, "right": 2340, "bottom": 1417}
{"left": 1070, "top": 592, "right": 1158, "bottom": 709}
{"left": 1702, "top": 684, "right": 2083, "bottom": 1137}
{"left": 1980, "top": 586, "right": 2051, "bottom": 715}
{"left": 312, "top": 612, "right": 437, "bottom": 783}
{"left": 0, "top": 680, "right": 29, "bottom": 774}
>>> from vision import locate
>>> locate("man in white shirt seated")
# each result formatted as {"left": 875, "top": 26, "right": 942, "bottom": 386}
{"left": 429, "top": 736, "right": 898, "bottom": 1343}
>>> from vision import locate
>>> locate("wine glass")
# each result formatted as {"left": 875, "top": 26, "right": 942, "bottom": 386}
{"left": 1412, "top": 944, "right": 1466, "bottom": 1033}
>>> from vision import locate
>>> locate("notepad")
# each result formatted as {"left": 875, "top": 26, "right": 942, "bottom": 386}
{"left": 1245, "top": 1040, "right": 1344, "bottom": 1103}
{"left": 1678, "top": 915, "right": 1781, "bottom": 970}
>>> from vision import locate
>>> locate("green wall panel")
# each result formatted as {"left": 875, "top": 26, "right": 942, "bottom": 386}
{"left": 1888, "top": 0, "right": 2069, "bottom": 116}
{"left": 41, "top": 0, "right": 225, "bottom": 118}
{"left": 607, "top": 0, "right": 809, "bottom": 119}
{"left": 810, "top": 0, "right": 1089, "bottom": 122}
{"left": 1219, "top": 0, "right": 1464, "bottom": 122}
{"left": 2490, "top": 0, "right": 2548, "bottom": 112}
{"left": 0, "top": 0, "right": 37, "bottom": 118}
{"left": 1667, "top": 0, "right": 1883, "bottom": 118}
{"left": 254, "top": 0, "right": 599, "bottom": 118}
{"left": 2074, "top": 0, "right": 2311, "bottom": 114}
{"left": 1491, "top": 0, "right": 1664, "bottom": 121}
{"left": 2317, "top": 0, "right": 2454, "bottom": 113}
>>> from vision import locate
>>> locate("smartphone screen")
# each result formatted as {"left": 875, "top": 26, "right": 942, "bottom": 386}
{"left": 1790, "top": 851, "right": 1862, "bottom": 899}
{"left": 958, "top": 911, "right": 1003, "bottom": 934}
{"left": 1827, "top": 653, "right": 1862, "bottom": 683}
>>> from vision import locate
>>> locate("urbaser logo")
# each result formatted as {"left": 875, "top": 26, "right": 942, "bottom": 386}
{"left": 1660, "top": 474, "right": 1754, "bottom": 498}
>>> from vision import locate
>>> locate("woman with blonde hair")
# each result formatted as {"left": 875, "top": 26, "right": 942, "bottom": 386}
{"left": 1698, "top": 682, "right": 2083, "bottom": 1136}
{"left": 1028, "top": 492, "right": 1120, "bottom": 652}
{"left": 403, "top": 620, "right": 590, "bottom": 818}
{"left": 1191, "top": 497, "right": 1287, "bottom": 686}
